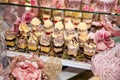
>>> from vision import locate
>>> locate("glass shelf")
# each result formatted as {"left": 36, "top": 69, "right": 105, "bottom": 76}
{"left": 0, "top": 2, "right": 120, "bottom": 16}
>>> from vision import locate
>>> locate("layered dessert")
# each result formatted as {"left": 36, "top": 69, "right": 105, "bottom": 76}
{"left": 78, "top": 22, "right": 88, "bottom": 36}
{"left": 64, "top": 21, "right": 75, "bottom": 41}
{"left": 53, "top": 35, "right": 64, "bottom": 54}
{"left": 19, "top": 22, "right": 30, "bottom": 37}
{"left": 82, "top": 12, "right": 93, "bottom": 25}
{"left": 33, "top": 27, "right": 44, "bottom": 38}
{"left": 18, "top": 22, "right": 30, "bottom": 52}
{"left": 39, "top": 33, "right": 51, "bottom": 53}
{"left": 28, "top": 32, "right": 38, "bottom": 52}
{"left": 79, "top": 35, "right": 89, "bottom": 48}
{"left": 5, "top": 29, "right": 16, "bottom": 50}
{"left": 65, "top": 0, "right": 81, "bottom": 10}
{"left": 31, "top": 17, "right": 41, "bottom": 31}
{"left": 78, "top": 22, "right": 89, "bottom": 47}
{"left": 42, "top": 9, "right": 51, "bottom": 21}
{"left": 52, "top": 10, "right": 63, "bottom": 23}
{"left": 44, "top": 19, "right": 53, "bottom": 35}
{"left": 67, "top": 38, "right": 79, "bottom": 57}
{"left": 96, "top": 0, "right": 116, "bottom": 12}
{"left": 72, "top": 12, "right": 82, "bottom": 29}
{"left": 64, "top": 11, "right": 73, "bottom": 23}
{"left": 39, "top": 0, "right": 54, "bottom": 7}
{"left": 17, "top": 37, "right": 27, "bottom": 52}
{"left": 52, "top": 21, "right": 64, "bottom": 38}
{"left": 84, "top": 39, "right": 96, "bottom": 59}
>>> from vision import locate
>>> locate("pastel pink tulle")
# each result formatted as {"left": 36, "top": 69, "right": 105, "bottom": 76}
{"left": 91, "top": 43, "right": 120, "bottom": 80}
{"left": 12, "top": 60, "right": 42, "bottom": 80}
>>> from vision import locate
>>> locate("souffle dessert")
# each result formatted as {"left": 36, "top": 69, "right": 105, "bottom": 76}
{"left": 5, "top": 29, "right": 16, "bottom": 50}
{"left": 28, "top": 32, "right": 38, "bottom": 52}
{"left": 40, "top": 33, "right": 51, "bottom": 53}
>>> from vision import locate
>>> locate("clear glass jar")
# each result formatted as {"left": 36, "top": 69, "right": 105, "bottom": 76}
{"left": 0, "top": 15, "right": 10, "bottom": 80}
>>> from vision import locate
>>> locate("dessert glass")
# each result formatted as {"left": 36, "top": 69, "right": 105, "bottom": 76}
{"left": 42, "top": 9, "right": 51, "bottom": 21}
{"left": 64, "top": 11, "right": 73, "bottom": 23}
{"left": 65, "top": 0, "right": 81, "bottom": 10}
{"left": 96, "top": 0, "right": 116, "bottom": 13}
{"left": 52, "top": 10, "right": 63, "bottom": 23}
{"left": 17, "top": 38, "right": 27, "bottom": 52}
{"left": 72, "top": 12, "right": 82, "bottom": 29}
{"left": 67, "top": 38, "right": 79, "bottom": 57}
{"left": 39, "top": 0, "right": 53, "bottom": 7}
{"left": 84, "top": 41, "right": 96, "bottom": 59}
{"left": 5, "top": 29, "right": 16, "bottom": 50}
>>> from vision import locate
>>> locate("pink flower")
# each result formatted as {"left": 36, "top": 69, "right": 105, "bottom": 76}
{"left": 89, "top": 28, "right": 115, "bottom": 52}
{"left": 12, "top": 60, "right": 42, "bottom": 80}
{"left": 22, "top": 11, "right": 35, "bottom": 24}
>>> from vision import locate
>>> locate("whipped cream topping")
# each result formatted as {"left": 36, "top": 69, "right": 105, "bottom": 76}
{"left": 78, "top": 22, "right": 88, "bottom": 30}
{"left": 28, "top": 33, "right": 38, "bottom": 44}
{"left": 31, "top": 17, "right": 41, "bottom": 26}
{"left": 40, "top": 33, "right": 51, "bottom": 46}
{"left": 44, "top": 20, "right": 53, "bottom": 28}
{"left": 68, "top": 38, "right": 79, "bottom": 49}
{"left": 65, "top": 21, "right": 75, "bottom": 30}
{"left": 19, "top": 22, "right": 30, "bottom": 33}
{"left": 55, "top": 21, "right": 64, "bottom": 30}
{"left": 53, "top": 36, "right": 64, "bottom": 47}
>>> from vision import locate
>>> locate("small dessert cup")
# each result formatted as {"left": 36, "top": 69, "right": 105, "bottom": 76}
{"left": 5, "top": 29, "right": 16, "bottom": 50}
{"left": 52, "top": 10, "right": 63, "bottom": 23}
{"left": 65, "top": 0, "right": 81, "bottom": 10}
{"left": 17, "top": 37, "right": 27, "bottom": 52}
{"left": 67, "top": 38, "right": 79, "bottom": 57}
{"left": 84, "top": 42, "right": 96, "bottom": 59}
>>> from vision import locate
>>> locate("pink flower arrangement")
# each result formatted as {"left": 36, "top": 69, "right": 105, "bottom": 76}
{"left": 22, "top": 11, "right": 35, "bottom": 24}
{"left": 89, "top": 28, "right": 115, "bottom": 52}
{"left": 12, "top": 60, "right": 42, "bottom": 80}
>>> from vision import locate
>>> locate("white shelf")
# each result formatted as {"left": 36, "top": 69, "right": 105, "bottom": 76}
{"left": 6, "top": 50, "right": 91, "bottom": 70}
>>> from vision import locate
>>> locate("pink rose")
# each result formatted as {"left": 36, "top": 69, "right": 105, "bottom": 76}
{"left": 12, "top": 60, "right": 42, "bottom": 80}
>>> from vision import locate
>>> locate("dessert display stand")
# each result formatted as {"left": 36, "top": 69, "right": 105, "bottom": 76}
{"left": 0, "top": 0, "right": 120, "bottom": 79}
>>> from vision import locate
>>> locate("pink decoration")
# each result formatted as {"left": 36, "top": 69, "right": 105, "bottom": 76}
{"left": 12, "top": 60, "right": 42, "bottom": 80}
{"left": 91, "top": 43, "right": 120, "bottom": 80}
{"left": 88, "top": 28, "right": 115, "bottom": 52}
{"left": 83, "top": 4, "right": 94, "bottom": 12}
{"left": 22, "top": 11, "right": 35, "bottom": 24}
